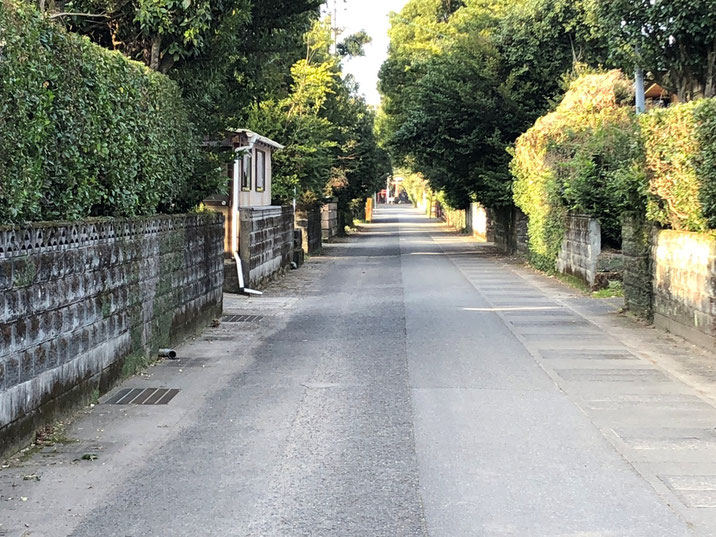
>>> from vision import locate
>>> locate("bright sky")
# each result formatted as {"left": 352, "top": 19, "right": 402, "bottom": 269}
{"left": 323, "top": 0, "right": 410, "bottom": 106}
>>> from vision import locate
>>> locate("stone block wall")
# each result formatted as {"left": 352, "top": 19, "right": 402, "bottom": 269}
{"left": 556, "top": 215, "right": 601, "bottom": 287}
{"left": 622, "top": 215, "right": 653, "bottom": 320}
{"left": 295, "top": 206, "right": 322, "bottom": 255}
{"left": 293, "top": 230, "right": 305, "bottom": 267}
{"left": 469, "top": 203, "right": 487, "bottom": 239}
{"left": 486, "top": 207, "right": 528, "bottom": 255}
{"left": 652, "top": 230, "right": 716, "bottom": 349}
{"left": 0, "top": 214, "right": 224, "bottom": 455}
{"left": 239, "top": 206, "right": 294, "bottom": 288}
{"left": 437, "top": 203, "right": 466, "bottom": 232}
{"left": 321, "top": 200, "right": 339, "bottom": 240}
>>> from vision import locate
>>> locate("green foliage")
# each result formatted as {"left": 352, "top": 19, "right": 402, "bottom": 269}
{"left": 400, "top": 171, "right": 429, "bottom": 207}
{"left": 0, "top": 3, "right": 219, "bottom": 223}
{"left": 247, "top": 18, "right": 389, "bottom": 209}
{"left": 495, "top": 0, "right": 609, "bottom": 118}
{"left": 390, "top": 33, "right": 527, "bottom": 209}
{"left": 512, "top": 71, "right": 640, "bottom": 269}
{"left": 641, "top": 98, "right": 716, "bottom": 231}
{"left": 593, "top": 0, "right": 716, "bottom": 100}
{"left": 694, "top": 99, "right": 716, "bottom": 228}
{"left": 592, "top": 280, "right": 623, "bottom": 298}
{"left": 323, "top": 76, "right": 392, "bottom": 213}
{"left": 246, "top": 99, "right": 335, "bottom": 204}
{"left": 66, "top": 0, "right": 321, "bottom": 136}
{"left": 244, "top": 19, "right": 338, "bottom": 205}
{"left": 65, "top": 0, "right": 253, "bottom": 73}
{"left": 378, "top": 0, "right": 609, "bottom": 211}
{"left": 513, "top": 68, "right": 716, "bottom": 273}
{"left": 337, "top": 31, "right": 371, "bottom": 57}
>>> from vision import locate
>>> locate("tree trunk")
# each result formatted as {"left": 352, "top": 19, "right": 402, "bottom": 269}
{"left": 705, "top": 45, "right": 716, "bottom": 98}
{"left": 159, "top": 54, "right": 175, "bottom": 74}
{"left": 149, "top": 35, "right": 162, "bottom": 71}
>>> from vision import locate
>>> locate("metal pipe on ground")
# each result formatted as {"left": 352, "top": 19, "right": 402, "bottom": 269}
{"left": 233, "top": 251, "right": 263, "bottom": 296}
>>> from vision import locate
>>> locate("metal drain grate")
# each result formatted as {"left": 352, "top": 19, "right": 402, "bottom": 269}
{"left": 104, "top": 388, "right": 180, "bottom": 405}
{"left": 221, "top": 314, "right": 264, "bottom": 323}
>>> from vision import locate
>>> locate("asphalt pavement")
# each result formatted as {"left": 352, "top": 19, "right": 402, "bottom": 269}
{"left": 2, "top": 204, "right": 716, "bottom": 536}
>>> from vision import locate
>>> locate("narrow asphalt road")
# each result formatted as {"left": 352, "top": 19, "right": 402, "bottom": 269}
{"left": 5, "top": 205, "right": 716, "bottom": 536}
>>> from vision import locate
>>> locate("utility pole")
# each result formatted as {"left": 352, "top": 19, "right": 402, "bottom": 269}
{"left": 634, "top": 39, "right": 645, "bottom": 114}
{"left": 635, "top": 65, "right": 646, "bottom": 114}
{"left": 329, "top": 0, "right": 341, "bottom": 55}
{"left": 333, "top": 0, "right": 338, "bottom": 51}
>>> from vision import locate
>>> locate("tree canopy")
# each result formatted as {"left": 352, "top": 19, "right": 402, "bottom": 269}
{"left": 593, "top": 0, "right": 716, "bottom": 101}
{"left": 378, "top": 0, "right": 608, "bottom": 209}
{"left": 8, "top": 0, "right": 387, "bottom": 224}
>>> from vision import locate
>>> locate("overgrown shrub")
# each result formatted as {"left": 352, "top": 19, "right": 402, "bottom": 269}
{"left": 401, "top": 172, "right": 428, "bottom": 208}
{"left": 695, "top": 99, "right": 716, "bottom": 229}
{"left": 511, "top": 70, "right": 640, "bottom": 270}
{"left": 642, "top": 98, "right": 716, "bottom": 231}
{"left": 0, "top": 2, "right": 219, "bottom": 224}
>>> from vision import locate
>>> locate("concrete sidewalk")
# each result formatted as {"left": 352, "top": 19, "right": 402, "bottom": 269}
{"left": 1, "top": 205, "right": 715, "bottom": 537}
{"left": 421, "top": 226, "right": 716, "bottom": 535}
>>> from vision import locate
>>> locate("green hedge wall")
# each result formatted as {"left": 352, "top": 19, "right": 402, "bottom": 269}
{"left": 512, "top": 69, "right": 716, "bottom": 272}
{"left": 0, "top": 3, "right": 215, "bottom": 224}
{"left": 511, "top": 71, "right": 639, "bottom": 270}
{"left": 642, "top": 99, "right": 716, "bottom": 231}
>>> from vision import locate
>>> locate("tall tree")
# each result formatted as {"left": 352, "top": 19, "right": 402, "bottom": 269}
{"left": 378, "top": 0, "right": 609, "bottom": 209}
{"left": 62, "top": 0, "right": 252, "bottom": 73}
{"left": 390, "top": 33, "right": 526, "bottom": 209}
{"left": 246, "top": 18, "right": 389, "bottom": 208}
{"left": 593, "top": 0, "right": 716, "bottom": 100}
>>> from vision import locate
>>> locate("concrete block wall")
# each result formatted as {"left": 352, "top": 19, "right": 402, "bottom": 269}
{"left": 295, "top": 206, "right": 322, "bottom": 255}
{"left": 652, "top": 230, "right": 716, "bottom": 350}
{"left": 556, "top": 215, "right": 601, "bottom": 287}
{"left": 239, "top": 206, "right": 294, "bottom": 288}
{"left": 0, "top": 214, "right": 224, "bottom": 455}
{"left": 321, "top": 201, "right": 339, "bottom": 240}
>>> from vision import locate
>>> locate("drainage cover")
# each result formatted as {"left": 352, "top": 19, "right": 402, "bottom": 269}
{"left": 221, "top": 314, "right": 264, "bottom": 323}
{"left": 104, "top": 388, "right": 180, "bottom": 405}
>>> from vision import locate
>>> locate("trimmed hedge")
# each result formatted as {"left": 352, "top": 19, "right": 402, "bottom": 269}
{"left": 0, "top": 2, "right": 214, "bottom": 224}
{"left": 511, "top": 70, "right": 639, "bottom": 270}
{"left": 512, "top": 68, "right": 716, "bottom": 273}
{"left": 642, "top": 99, "right": 716, "bottom": 231}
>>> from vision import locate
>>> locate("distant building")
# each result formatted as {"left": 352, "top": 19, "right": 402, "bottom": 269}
{"left": 644, "top": 82, "right": 679, "bottom": 108}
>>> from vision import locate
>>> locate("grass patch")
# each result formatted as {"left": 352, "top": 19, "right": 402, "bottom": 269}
{"left": 531, "top": 263, "right": 624, "bottom": 299}
{"left": 552, "top": 271, "right": 591, "bottom": 293}
{"left": 592, "top": 280, "right": 624, "bottom": 298}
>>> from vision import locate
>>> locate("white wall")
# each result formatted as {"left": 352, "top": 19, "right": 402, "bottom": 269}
{"left": 238, "top": 143, "right": 274, "bottom": 208}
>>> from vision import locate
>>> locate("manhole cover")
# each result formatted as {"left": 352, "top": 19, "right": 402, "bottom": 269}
{"left": 103, "top": 388, "right": 180, "bottom": 405}
{"left": 221, "top": 314, "right": 264, "bottom": 323}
